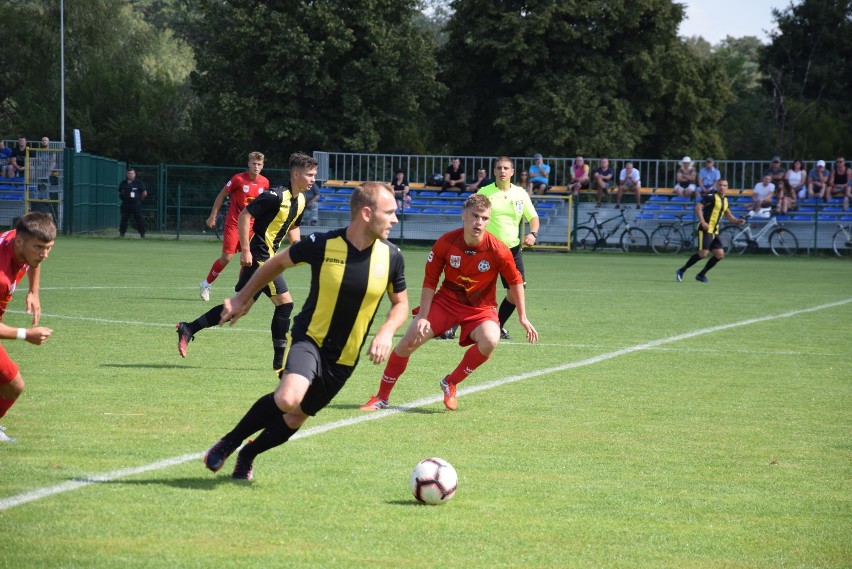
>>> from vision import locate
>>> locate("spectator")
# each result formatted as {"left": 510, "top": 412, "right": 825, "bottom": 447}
{"left": 8, "top": 137, "right": 28, "bottom": 179}
{"left": 698, "top": 157, "right": 721, "bottom": 195}
{"left": 784, "top": 159, "right": 806, "bottom": 201}
{"left": 616, "top": 161, "right": 641, "bottom": 209}
{"left": 806, "top": 160, "right": 828, "bottom": 200}
{"left": 593, "top": 158, "right": 614, "bottom": 207}
{"left": 749, "top": 174, "right": 775, "bottom": 216}
{"left": 33, "top": 137, "right": 56, "bottom": 185}
{"left": 391, "top": 168, "right": 411, "bottom": 210}
{"left": 529, "top": 153, "right": 550, "bottom": 195}
{"left": 673, "top": 156, "right": 698, "bottom": 199}
{"left": 775, "top": 178, "right": 796, "bottom": 215}
{"left": 303, "top": 182, "right": 321, "bottom": 226}
{"left": 764, "top": 156, "right": 786, "bottom": 186}
{"left": 0, "top": 141, "right": 12, "bottom": 178}
{"left": 827, "top": 156, "right": 849, "bottom": 206}
{"left": 518, "top": 170, "right": 532, "bottom": 195}
{"left": 117, "top": 167, "right": 147, "bottom": 238}
{"left": 568, "top": 156, "right": 590, "bottom": 199}
{"left": 466, "top": 168, "right": 493, "bottom": 192}
{"left": 442, "top": 157, "right": 466, "bottom": 192}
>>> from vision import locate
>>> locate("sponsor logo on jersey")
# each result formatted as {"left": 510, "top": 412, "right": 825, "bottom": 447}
{"left": 449, "top": 255, "right": 461, "bottom": 268}
{"left": 373, "top": 263, "right": 387, "bottom": 277}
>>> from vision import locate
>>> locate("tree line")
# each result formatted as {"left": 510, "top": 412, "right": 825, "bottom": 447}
{"left": 1, "top": 0, "right": 849, "bottom": 168}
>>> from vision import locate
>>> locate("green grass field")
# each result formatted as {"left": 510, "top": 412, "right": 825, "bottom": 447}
{"left": 0, "top": 236, "right": 849, "bottom": 568}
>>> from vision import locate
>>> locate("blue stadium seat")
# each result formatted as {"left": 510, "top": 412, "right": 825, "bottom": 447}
{"left": 841, "top": 216, "right": 852, "bottom": 222}
{"left": 658, "top": 214, "right": 678, "bottom": 220}
{"left": 643, "top": 204, "right": 662, "bottom": 211}
{"left": 774, "top": 215, "right": 790, "bottom": 221}
{"left": 792, "top": 215, "right": 813, "bottom": 221}
{"left": 635, "top": 213, "right": 656, "bottom": 220}
{"left": 818, "top": 215, "right": 836, "bottom": 222}
{"left": 421, "top": 207, "right": 444, "bottom": 214}
{"left": 670, "top": 196, "right": 691, "bottom": 203}
{"left": 648, "top": 195, "right": 668, "bottom": 202}
{"left": 416, "top": 190, "right": 438, "bottom": 197}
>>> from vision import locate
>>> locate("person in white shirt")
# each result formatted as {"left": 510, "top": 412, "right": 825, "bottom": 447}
{"left": 749, "top": 174, "right": 775, "bottom": 216}
{"left": 616, "top": 162, "right": 641, "bottom": 209}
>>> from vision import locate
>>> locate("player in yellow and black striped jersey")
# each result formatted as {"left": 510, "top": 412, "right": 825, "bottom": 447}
{"left": 202, "top": 182, "right": 410, "bottom": 481}
{"left": 675, "top": 179, "right": 745, "bottom": 283}
{"left": 176, "top": 152, "right": 316, "bottom": 370}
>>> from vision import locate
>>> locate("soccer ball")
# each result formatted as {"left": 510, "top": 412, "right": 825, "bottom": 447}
{"left": 409, "top": 457, "right": 458, "bottom": 505}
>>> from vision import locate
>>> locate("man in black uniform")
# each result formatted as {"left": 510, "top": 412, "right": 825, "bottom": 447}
{"left": 202, "top": 181, "right": 409, "bottom": 481}
{"left": 118, "top": 168, "right": 147, "bottom": 238}
{"left": 176, "top": 153, "right": 316, "bottom": 370}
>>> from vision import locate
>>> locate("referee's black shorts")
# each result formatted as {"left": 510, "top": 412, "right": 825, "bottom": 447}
{"left": 500, "top": 243, "right": 527, "bottom": 289}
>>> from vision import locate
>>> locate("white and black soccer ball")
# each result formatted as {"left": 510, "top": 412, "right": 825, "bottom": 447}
{"left": 409, "top": 457, "right": 458, "bottom": 505}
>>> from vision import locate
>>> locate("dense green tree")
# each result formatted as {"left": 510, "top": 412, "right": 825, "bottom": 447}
{"left": 182, "top": 0, "right": 444, "bottom": 165}
{"left": 435, "top": 0, "right": 729, "bottom": 160}
{"left": 0, "top": 0, "right": 196, "bottom": 163}
{"left": 761, "top": 0, "right": 852, "bottom": 158}
{"left": 708, "top": 36, "right": 776, "bottom": 160}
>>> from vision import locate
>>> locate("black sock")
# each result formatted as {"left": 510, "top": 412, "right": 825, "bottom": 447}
{"left": 238, "top": 417, "right": 300, "bottom": 461}
{"left": 498, "top": 298, "right": 515, "bottom": 328}
{"left": 223, "top": 393, "right": 283, "bottom": 445}
{"left": 698, "top": 256, "right": 720, "bottom": 276}
{"left": 681, "top": 253, "right": 701, "bottom": 272}
{"left": 271, "top": 302, "right": 293, "bottom": 349}
{"left": 188, "top": 304, "right": 224, "bottom": 335}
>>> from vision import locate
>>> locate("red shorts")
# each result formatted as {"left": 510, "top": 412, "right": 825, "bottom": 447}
{"left": 425, "top": 294, "right": 498, "bottom": 347}
{"left": 221, "top": 223, "right": 243, "bottom": 255}
{"left": 0, "top": 343, "right": 20, "bottom": 385}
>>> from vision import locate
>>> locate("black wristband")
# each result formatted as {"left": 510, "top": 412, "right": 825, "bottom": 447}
{"left": 529, "top": 232, "right": 537, "bottom": 238}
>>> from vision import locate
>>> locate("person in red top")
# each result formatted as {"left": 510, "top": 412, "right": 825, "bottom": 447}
{"left": 360, "top": 194, "right": 538, "bottom": 412}
{"left": 0, "top": 212, "right": 56, "bottom": 443}
{"left": 198, "top": 151, "right": 269, "bottom": 301}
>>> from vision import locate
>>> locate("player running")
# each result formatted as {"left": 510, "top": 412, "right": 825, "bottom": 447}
{"left": 360, "top": 193, "right": 538, "bottom": 412}
{"left": 0, "top": 213, "right": 56, "bottom": 442}
{"left": 198, "top": 151, "right": 269, "bottom": 301}
{"left": 177, "top": 152, "right": 314, "bottom": 371}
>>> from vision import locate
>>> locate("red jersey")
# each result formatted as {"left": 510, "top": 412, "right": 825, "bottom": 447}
{"left": 425, "top": 228, "right": 522, "bottom": 309}
{"left": 0, "top": 230, "right": 28, "bottom": 319}
{"left": 224, "top": 172, "right": 270, "bottom": 227}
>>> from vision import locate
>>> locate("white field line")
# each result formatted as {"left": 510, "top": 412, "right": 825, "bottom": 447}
{"left": 1, "top": 297, "right": 849, "bottom": 512}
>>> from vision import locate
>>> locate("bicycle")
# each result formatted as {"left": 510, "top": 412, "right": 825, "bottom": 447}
{"left": 831, "top": 224, "right": 852, "bottom": 257}
{"left": 717, "top": 215, "right": 799, "bottom": 256}
{"left": 211, "top": 196, "right": 229, "bottom": 240}
{"left": 571, "top": 208, "right": 650, "bottom": 252}
{"left": 650, "top": 213, "right": 698, "bottom": 254}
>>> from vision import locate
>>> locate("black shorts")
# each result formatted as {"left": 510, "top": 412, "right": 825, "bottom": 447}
{"left": 500, "top": 243, "right": 527, "bottom": 289}
{"left": 697, "top": 231, "right": 723, "bottom": 251}
{"left": 283, "top": 337, "right": 353, "bottom": 416}
{"left": 234, "top": 262, "right": 288, "bottom": 301}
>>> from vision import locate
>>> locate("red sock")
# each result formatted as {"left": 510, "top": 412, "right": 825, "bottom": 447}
{"left": 447, "top": 345, "right": 490, "bottom": 385}
{"left": 206, "top": 259, "right": 226, "bottom": 284}
{"left": 0, "top": 396, "right": 16, "bottom": 419}
{"left": 377, "top": 351, "right": 409, "bottom": 401}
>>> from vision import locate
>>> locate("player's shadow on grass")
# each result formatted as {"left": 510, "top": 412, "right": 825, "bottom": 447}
{"left": 385, "top": 499, "right": 426, "bottom": 507}
{"left": 76, "top": 476, "right": 240, "bottom": 490}
{"left": 325, "top": 403, "right": 439, "bottom": 415}
{"left": 101, "top": 363, "right": 258, "bottom": 371}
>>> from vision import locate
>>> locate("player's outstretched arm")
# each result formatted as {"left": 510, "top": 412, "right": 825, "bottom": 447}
{"left": 25, "top": 265, "right": 42, "bottom": 326}
{"left": 366, "top": 289, "right": 410, "bottom": 364}
{"left": 508, "top": 283, "right": 538, "bottom": 344}
{"left": 0, "top": 323, "right": 52, "bottom": 345}
{"left": 220, "top": 248, "right": 295, "bottom": 326}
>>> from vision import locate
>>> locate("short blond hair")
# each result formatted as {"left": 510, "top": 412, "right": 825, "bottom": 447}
{"left": 248, "top": 151, "right": 264, "bottom": 162}
{"left": 351, "top": 182, "right": 394, "bottom": 213}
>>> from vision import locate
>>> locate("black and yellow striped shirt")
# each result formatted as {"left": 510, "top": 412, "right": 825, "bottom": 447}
{"left": 699, "top": 191, "right": 730, "bottom": 235}
{"left": 288, "top": 228, "right": 407, "bottom": 367}
{"left": 245, "top": 185, "right": 306, "bottom": 261}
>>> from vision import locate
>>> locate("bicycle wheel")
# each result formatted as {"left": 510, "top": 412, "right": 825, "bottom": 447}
{"left": 213, "top": 212, "right": 225, "bottom": 241}
{"left": 769, "top": 228, "right": 798, "bottom": 256}
{"left": 650, "top": 225, "right": 685, "bottom": 254}
{"left": 571, "top": 226, "right": 598, "bottom": 251}
{"left": 620, "top": 228, "right": 650, "bottom": 253}
{"left": 832, "top": 228, "right": 852, "bottom": 257}
{"left": 718, "top": 226, "right": 747, "bottom": 254}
